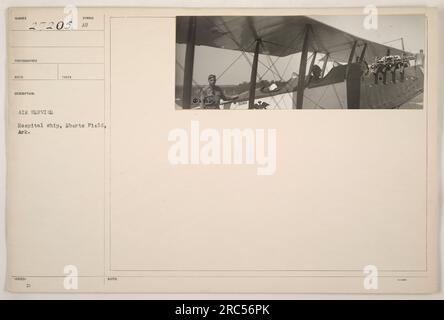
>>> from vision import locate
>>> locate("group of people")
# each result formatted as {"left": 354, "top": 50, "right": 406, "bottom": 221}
{"left": 370, "top": 55, "right": 411, "bottom": 74}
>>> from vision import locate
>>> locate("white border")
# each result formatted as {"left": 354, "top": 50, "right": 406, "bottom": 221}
{"left": 0, "top": 0, "right": 442, "bottom": 300}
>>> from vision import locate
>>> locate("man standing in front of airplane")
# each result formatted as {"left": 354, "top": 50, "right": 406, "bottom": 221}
{"left": 200, "top": 74, "right": 238, "bottom": 109}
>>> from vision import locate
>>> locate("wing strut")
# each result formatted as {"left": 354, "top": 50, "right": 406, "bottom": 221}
{"left": 182, "top": 17, "right": 197, "bottom": 109}
{"left": 359, "top": 43, "right": 368, "bottom": 62}
{"left": 346, "top": 40, "right": 358, "bottom": 77}
{"left": 321, "top": 53, "right": 329, "bottom": 78}
{"left": 248, "top": 39, "right": 261, "bottom": 109}
{"left": 295, "top": 24, "right": 311, "bottom": 109}
{"left": 307, "top": 51, "right": 318, "bottom": 84}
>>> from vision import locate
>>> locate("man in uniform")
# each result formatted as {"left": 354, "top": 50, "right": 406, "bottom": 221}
{"left": 200, "top": 74, "right": 238, "bottom": 109}
{"left": 309, "top": 64, "right": 322, "bottom": 83}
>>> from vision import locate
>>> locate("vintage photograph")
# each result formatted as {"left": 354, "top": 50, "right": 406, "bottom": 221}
{"left": 175, "top": 15, "right": 425, "bottom": 110}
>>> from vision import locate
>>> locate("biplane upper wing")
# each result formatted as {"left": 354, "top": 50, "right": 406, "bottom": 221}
{"left": 176, "top": 16, "right": 409, "bottom": 61}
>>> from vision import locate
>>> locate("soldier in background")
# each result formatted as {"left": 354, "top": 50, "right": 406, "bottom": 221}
{"left": 415, "top": 49, "right": 425, "bottom": 67}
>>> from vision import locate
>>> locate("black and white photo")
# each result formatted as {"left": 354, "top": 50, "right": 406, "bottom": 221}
{"left": 176, "top": 15, "right": 425, "bottom": 110}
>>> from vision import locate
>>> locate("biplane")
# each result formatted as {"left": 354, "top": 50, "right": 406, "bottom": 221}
{"left": 176, "top": 16, "right": 424, "bottom": 110}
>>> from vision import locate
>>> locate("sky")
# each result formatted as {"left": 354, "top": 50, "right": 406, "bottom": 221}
{"left": 175, "top": 15, "right": 425, "bottom": 86}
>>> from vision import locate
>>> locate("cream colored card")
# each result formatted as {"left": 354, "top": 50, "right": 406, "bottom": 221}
{"left": 6, "top": 7, "right": 438, "bottom": 293}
